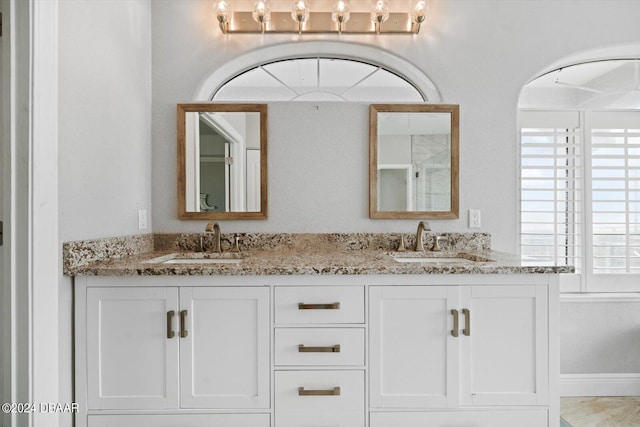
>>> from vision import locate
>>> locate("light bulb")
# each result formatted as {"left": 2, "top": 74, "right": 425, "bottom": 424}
{"left": 411, "top": 0, "right": 427, "bottom": 23}
{"left": 214, "top": 0, "right": 232, "bottom": 33}
{"left": 291, "top": 0, "right": 310, "bottom": 22}
{"left": 252, "top": 0, "right": 271, "bottom": 31}
{"left": 214, "top": 0, "right": 231, "bottom": 21}
{"left": 332, "top": 0, "right": 351, "bottom": 30}
{"left": 371, "top": 0, "right": 389, "bottom": 25}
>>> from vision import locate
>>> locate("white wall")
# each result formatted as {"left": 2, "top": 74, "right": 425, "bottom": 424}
{"left": 59, "top": 0, "right": 152, "bottom": 242}
{"left": 151, "top": 0, "right": 640, "bottom": 252}
{"left": 58, "top": 1, "right": 152, "bottom": 424}
{"left": 149, "top": 0, "right": 640, "bottom": 389}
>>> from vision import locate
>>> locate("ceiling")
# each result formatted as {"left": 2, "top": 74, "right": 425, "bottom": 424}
{"left": 520, "top": 59, "right": 640, "bottom": 109}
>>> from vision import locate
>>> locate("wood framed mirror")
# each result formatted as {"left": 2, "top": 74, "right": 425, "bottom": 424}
{"left": 369, "top": 104, "right": 459, "bottom": 219}
{"left": 177, "top": 103, "right": 268, "bottom": 220}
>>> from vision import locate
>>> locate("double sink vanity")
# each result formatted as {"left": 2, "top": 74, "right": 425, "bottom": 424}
{"left": 63, "top": 102, "right": 571, "bottom": 427}
{"left": 65, "top": 228, "right": 571, "bottom": 427}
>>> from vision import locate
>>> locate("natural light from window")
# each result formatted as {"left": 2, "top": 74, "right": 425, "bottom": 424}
{"left": 212, "top": 57, "right": 425, "bottom": 102}
{"left": 519, "top": 59, "right": 640, "bottom": 292}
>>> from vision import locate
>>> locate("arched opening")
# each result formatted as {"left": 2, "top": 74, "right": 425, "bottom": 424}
{"left": 517, "top": 58, "right": 640, "bottom": 292}
{"left": 212, "top": 57, "right": 425, "bottom": 102}
{"left": 194, "top": 41, "right": 442, "bottom": 102}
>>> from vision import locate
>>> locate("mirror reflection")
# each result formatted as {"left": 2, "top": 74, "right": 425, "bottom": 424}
{"left": 370, "top": 104, "right": 459, "bottom": 219}
{"left": 177, "top": 104, "right": 267, "bottom": 220}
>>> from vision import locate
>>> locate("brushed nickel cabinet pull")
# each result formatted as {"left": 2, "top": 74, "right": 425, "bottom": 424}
{"left": 298, "top": 302, "right": 340, "bottom": 310}
{"left": 462, "top": 308, "right": 471, "bottom": 336}
{"left": 298, "top": 387, "right": 341, "bottom": 396}
{"left": 451, "top": 309, "right": 459, "bottom": 337}
{"left": 298, "top": 344, "right": 341, "bottom": 353}
{"left": 179, "top": 310, "right": 188, "bottom": 338}
{"left": 166, "top": 310, "right": 175, "bottom": 339}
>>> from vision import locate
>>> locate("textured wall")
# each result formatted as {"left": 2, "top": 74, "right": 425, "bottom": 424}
{"left": 151, "top": 0, "right": 640, "bottom": 253}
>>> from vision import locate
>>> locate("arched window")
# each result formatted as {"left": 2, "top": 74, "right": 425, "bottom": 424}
{"left": 212, "top": 57, "right": 425, "bottom": 102}
{"left": 518, "top": 59, "right": 640, "bottom": 292}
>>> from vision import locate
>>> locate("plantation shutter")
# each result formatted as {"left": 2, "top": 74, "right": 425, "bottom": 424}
{"left": 590, "top": 111, "right": 640, "bottom": 274}
{"left": 519, "top": 111, "right": 582, "bottom": 271}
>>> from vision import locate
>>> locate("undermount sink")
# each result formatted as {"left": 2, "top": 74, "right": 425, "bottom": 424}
{"left": 388, "top": 252, "right": 494, "bottom": 264}
{"left": 161, "top": 258, "right": 243, "bottom": 265}
{"left": 144, "top": 253, "right": 244, "bottom": 265}
{"left": 393, "top": 257, "right": 473, "bottom": 263}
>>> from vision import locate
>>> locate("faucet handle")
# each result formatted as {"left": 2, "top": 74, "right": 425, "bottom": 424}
{"left": 230, "top": 235, "right": 244, "bottom": 253}
{"left": 432, "top": 235, "right": 448, "bottom": 252}
{"left": 397, "top": 235, "right": 407, "bottom": 252}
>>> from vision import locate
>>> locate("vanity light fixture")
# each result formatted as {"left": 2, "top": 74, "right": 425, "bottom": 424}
{"left": 214, "top": 0, "right": 429, "bottom": 35}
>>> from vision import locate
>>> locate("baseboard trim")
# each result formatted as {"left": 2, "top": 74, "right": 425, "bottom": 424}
{"left": 561, "top": 373, "right": 640, "bottom": 396}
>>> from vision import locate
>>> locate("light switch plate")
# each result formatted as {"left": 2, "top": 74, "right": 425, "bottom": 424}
{"left": 469, "top": 209, "right": 481, "bottom": 228}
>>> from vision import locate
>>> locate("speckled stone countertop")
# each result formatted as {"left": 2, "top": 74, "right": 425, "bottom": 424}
{"left": 63, "top": 232, "right": 574, "bottom": 276}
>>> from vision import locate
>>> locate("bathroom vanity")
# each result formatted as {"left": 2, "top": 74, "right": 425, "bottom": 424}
{"left": 66, "top": 233, "right": 570, "bottom": 427}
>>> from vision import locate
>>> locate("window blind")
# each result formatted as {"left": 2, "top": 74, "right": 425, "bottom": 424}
{"left": 519, "top": 111, "right": 582, "bottom": 271}
{"left": 590, "top": 111, "right": 640, "bottom": 274}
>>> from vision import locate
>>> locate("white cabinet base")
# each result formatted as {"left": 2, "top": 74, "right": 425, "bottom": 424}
{"left": 88, "top": 413, "right": 270, "bottom": 427}
{"left": 75, "top": 274, "right": 559, "bottom": 427}
{"left": 370, "top": 410, "right": 549, "bottom": 427}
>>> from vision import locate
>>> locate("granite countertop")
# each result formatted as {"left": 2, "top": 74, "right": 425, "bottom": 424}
{"left": 64, "top": 236, "right": 574, "bottom": 276}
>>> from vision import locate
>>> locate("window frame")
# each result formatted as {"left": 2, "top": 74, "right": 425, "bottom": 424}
{"left": 518, "top": 109, "right": 640, "bottom": 293}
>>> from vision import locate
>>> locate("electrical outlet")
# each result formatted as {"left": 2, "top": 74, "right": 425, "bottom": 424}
{"left": 138, "top": 209, "right": 148, "bottom": 230}
{"left": 469, "top": 209, "right": 481, "bottom": 228}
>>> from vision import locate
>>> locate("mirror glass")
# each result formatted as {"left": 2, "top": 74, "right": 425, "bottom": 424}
{"left": 177, "top": 104, "right": 267, "bottom": 219}
{"left": 369, "top": 104, "right": 459, "bottom": 219}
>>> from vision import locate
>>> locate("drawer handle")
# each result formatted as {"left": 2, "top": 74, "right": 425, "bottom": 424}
{"left": 166, "top": 310, "right": 175, "bottom": 339}
{"left": 298, "top": 387, "right": 341, "bottom": 396}
{"left": 298, "top": 302, "right": 340, "bottom": 310}
{"left": 179, "top": 310, "right": 188, "bottom": 338}
{"left": 298, "top": 344, "right": 341, "bottom": 353}
{"left": 451, "top": 309, "right": 459, "bottom": 337}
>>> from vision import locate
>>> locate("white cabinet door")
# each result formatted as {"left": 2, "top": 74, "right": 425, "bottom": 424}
{"left": 460, "top": 285, "right": 549, "bottom": 406}
{"left": 369, "top": 286, "right": 459, "bottom": 409}
{"left": 86, "top": 287, "right": 180, "bottom": 410}
{"left": 179, "top": 287, "right": 270, "bottom": 409}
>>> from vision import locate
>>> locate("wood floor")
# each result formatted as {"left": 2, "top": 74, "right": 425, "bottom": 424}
{"left": 561, "top": 397, "right": 640, "bottom": 426}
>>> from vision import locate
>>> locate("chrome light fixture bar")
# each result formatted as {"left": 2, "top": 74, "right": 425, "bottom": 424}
{"left": 214, "top": 0, "right": 428, "bottom": 34}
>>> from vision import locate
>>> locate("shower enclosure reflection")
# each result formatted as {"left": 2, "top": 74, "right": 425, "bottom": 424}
{"left": 370, "top": 104, "right": 459, "bottom": 219}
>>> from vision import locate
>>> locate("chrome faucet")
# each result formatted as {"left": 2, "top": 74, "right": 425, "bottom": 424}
{"left": 415, "top": 221, "right": 431, "bottom": 251}
{"left": 205, "top": 222, "right": 222, "bottom": 253}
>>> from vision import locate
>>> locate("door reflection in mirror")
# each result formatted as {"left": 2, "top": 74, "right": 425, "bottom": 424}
{"left": 178, "top": 104, "right": 267, "bottom": 220}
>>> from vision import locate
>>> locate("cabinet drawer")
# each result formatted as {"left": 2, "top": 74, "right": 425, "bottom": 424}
{"left": 275, "top": 286, "right": 364, "bottom": 324}
{"left": 275, "top": 328, "right": 365, "bottom": 366}
{"left": 88, "top": 413, "right": 270, "bottom": 427}
{"left": 275, "top": 370, "right": 364, "bottom": 427}
{"left": 370, "top": 410, "right": 548, "bottom": 427}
